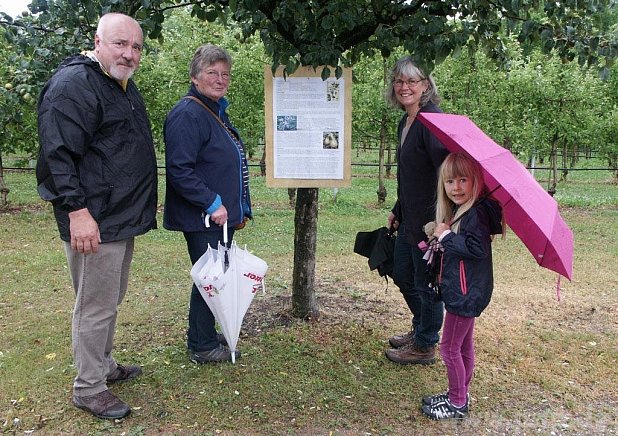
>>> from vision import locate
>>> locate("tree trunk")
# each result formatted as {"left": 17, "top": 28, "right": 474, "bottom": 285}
{"left": 383, "top": 60, "right": 393, "bottom": 179}
{"left": 287, "top": 188, "right": 297, "bottom": 208}
{"left": 560, "top": 142, "right": 569, "bottom": 182}
{"left": 609, "top": 153, "right": 618, "bottom": 180}
{"left": 548, "top": 132, "right": 558, "bottom": 196}
{"left": 570, "top": 143, "right": 578, "bottom": 168}
{"left": 377, "top": 60, "right": 388, "bottom": 205}
{"left": 259, "top": 146, "right": 266, "bottom": 176}
{"left": 377, "top": 112, "right": 387, "bottom": 205}
{"left": 291, "top": 187, "right": 319, "bottom": 319}
{"left": 0, "top": 152, "right": 10, "bottom": 206}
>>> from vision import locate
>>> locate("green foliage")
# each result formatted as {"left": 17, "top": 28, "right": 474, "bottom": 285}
{"left": 0, "top": 0, "right": 113, "bottom": 158}
{"left": 0, "top": 47, "right": 37, "bottom": 157}
{"left": 350, "top": 52, "right": 399, "bottom": 152}
{"left": 435, "top": 45, "right": 618, "bottom": 172}
{"left": 224, "top": 0, "right": 618, "bottom": 76}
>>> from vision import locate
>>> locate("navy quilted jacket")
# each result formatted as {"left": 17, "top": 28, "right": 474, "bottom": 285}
{"left": 163, "top": 85, "right": 251, "bottom": 232}
{"left": 438, "top": 199, "right": 503, "bottom": 317}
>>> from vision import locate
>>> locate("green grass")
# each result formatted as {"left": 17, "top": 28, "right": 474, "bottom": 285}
{"left": 1, "top": 161, "right": 617, "bottom": 434}
{"left": 534, "top": 157, "right": 617, "bottom": 207}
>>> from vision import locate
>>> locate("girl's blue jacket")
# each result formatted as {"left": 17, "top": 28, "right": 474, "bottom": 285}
{"left": 163, "top": 85, "right": 251, "bottom": 232}
{"left": 439, "top": 198, "right": 503, "bottom": 317}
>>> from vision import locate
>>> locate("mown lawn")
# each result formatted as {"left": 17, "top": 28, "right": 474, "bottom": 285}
{"left": 1, "top": 164, "right": 616, "bottom": 435}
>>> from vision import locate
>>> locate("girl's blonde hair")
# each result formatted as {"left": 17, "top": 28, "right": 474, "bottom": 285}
{"left": 435, "top": 152, "right": 485, "bottom": 233}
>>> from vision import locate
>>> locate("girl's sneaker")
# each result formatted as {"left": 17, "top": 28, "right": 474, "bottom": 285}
{"left": 422, "top": 391, "right": 471, "bottom": 406}
{"left": 421, "top": 397, "right": 468, "bottom": 420}
{"left": 422, "top": 391, "right": 448, "bottom": 406}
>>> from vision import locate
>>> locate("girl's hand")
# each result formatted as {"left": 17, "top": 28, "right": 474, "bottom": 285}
{"left": 434, "top": 222, "right": 450, "bottom": 238}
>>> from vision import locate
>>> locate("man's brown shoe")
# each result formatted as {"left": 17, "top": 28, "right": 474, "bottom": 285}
{"left": 107, "top": 364, "right": 142, "bottom": 384}
{"left": 385, "top": 341, "right": 436, "bottom": 365}
{"left": 388, "top": 330, "right": 414, "bottom": 348}
{"left": 72, "top": 390, "right": 131, "bottom": 420}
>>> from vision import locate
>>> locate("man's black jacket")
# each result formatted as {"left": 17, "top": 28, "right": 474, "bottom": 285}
{"left": 36, "top": 54, "right": 158, "bottom": 242}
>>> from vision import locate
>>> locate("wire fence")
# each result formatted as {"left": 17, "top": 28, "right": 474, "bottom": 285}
{"left": 2, "top": 164, "right": 612, "bottom": 174}
{"left": 2, "top": 146, "right": 614, "bottom": 175}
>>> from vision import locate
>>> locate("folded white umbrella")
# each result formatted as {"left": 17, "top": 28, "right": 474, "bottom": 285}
{"left": 190, "top": 221, "right": 267, "bottom": 363}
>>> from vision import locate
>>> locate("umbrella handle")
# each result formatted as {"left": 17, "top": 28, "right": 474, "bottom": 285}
{"left": 204, "top": 214, "right": 229, "bottom": 246}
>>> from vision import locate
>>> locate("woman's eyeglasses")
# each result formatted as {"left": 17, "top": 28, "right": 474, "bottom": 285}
{"left": 393, "top": 78, "right": 424, "bottom": 88}
{"left": 205, "top": 70, "right": 231, "bottom": 81}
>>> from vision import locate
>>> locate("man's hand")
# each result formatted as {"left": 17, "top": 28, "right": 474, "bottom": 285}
{"left": 68, "top": 208, "right": 101, "bottom": 254}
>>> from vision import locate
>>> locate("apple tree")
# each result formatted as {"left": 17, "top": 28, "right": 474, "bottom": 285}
{"left": 1, "top": 0, "right": 616, "bottom": 317}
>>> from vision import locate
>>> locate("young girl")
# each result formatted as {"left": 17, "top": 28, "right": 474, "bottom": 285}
{"left": 421, "top": 152, "right": 503, "bottom": 420}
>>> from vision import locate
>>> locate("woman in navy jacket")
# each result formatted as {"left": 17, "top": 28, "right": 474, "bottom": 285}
{"left": 164, "top": 44, "right": 251, "bottom": 364}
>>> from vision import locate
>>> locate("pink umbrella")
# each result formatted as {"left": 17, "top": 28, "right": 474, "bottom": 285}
{"left": 418, "top": 112, "right": 573, "bottom": 281}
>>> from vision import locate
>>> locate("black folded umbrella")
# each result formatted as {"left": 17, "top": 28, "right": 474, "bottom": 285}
{"left": 354, "top": 226, "right": 396, "bottom": 279}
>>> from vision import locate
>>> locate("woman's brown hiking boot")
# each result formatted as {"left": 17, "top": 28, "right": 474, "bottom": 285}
{"left": 385, "top": 341, "right": 436, "bottom": 365}
{"left": 388, "top": 330, "right": 415, "bottom": 348}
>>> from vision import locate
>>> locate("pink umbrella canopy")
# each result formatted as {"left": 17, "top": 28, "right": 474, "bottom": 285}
{"left": 418, "top": 112, "right": 573, "bottom": 280}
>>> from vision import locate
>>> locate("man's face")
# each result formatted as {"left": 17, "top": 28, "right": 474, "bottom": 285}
{"left": 94, "top": 16, "right": 143, "bottom": 81}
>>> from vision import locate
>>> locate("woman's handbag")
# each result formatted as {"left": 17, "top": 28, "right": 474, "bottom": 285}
{"left": 235, "top": 217, "right": 249, "bottom": 230}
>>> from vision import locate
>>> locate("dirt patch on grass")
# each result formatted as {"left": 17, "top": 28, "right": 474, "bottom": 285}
{"left": 242, "top": 276, "right": 404, "bottom": 339}
{"left": 0, "top": 203, "right": 47, "bottom": 214}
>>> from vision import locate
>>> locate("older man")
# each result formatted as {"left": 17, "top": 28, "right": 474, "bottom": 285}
{"left": 36, "top": 13, "right": 157, "bottom": 420}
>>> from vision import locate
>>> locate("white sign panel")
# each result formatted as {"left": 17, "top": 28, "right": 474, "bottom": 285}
{"left": 272, "top": 76, "right": 345, "bottom": 179}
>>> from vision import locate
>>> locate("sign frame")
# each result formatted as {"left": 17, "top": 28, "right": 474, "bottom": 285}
{"left": 264, "top": 65, "right": 352, "bottom": 188}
